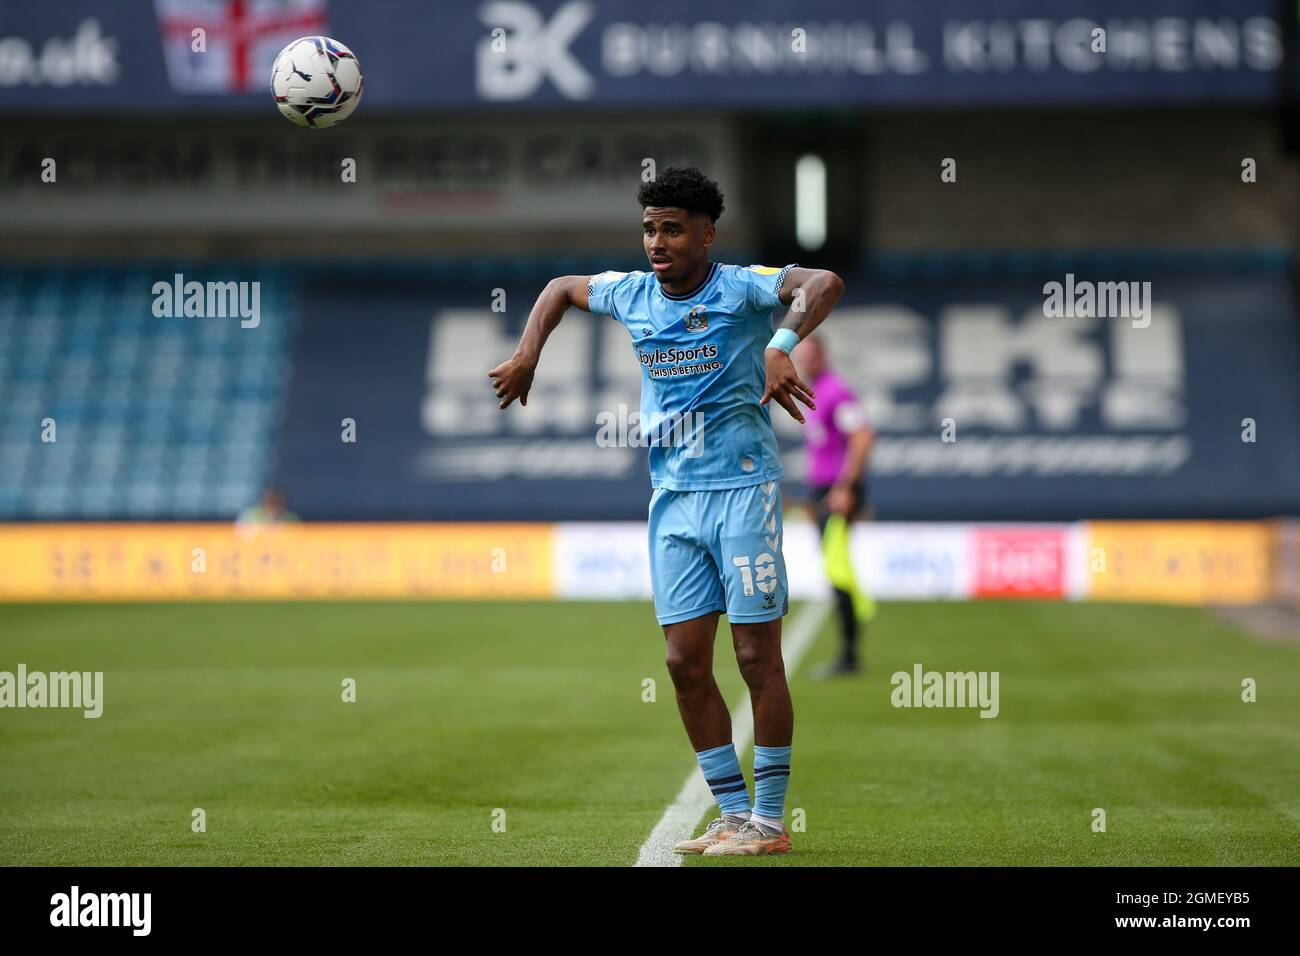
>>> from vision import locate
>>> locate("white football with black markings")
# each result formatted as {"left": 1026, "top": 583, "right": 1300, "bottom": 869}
{"left": 270, "top": 36, "right": 363, "bottom": 128}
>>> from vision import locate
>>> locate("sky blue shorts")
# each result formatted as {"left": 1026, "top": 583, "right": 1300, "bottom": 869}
{"left": 647, "top": 480, "right": 789, "bottom": 626}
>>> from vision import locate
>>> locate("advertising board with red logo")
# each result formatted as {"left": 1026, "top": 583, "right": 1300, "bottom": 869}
{"left": 973, "top": 527, "right": 1068, "bottom": 599}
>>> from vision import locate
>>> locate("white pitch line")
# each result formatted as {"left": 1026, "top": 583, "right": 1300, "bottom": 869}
{"left": 634, "top": 600, "right": 831, "bottom": 867}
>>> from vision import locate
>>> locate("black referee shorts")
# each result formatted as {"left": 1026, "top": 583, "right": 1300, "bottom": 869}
{"left": 809, "top": 481, "right": 868, "bottom": 536}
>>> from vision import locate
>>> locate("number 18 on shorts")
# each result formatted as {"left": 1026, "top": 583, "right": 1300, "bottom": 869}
{"left": 647, "top": 481, "right": 789, "bottom": 626}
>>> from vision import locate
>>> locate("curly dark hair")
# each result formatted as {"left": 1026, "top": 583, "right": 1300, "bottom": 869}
{"left": 637, "top": 166, "right": 725, "bottom": 222}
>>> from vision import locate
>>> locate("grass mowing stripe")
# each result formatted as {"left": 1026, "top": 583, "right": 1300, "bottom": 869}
{"left": 633, "top": 600, "right": 830, "bottom": 867}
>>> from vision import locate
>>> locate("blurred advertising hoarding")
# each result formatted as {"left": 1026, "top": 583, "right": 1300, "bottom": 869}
{"left": 0, "top": 520, "right": 1285, "bottom": 605}
{"left": 275, "top": 271, "right": 1300, "bottom": 522}
{"left": 0, "top": 523, "right": 554, "bottom": 600}
{"left": 1274, "top": 518, "right": 1300, "bottom": 610}
{"left": 0, "top": 118, "right": 737, "bottom": 233}
{"left": 0, "top": 1, "right": 1285, "bottom": 112}
{"left": 1085, "top": 521, "right": 1274, "bottom": 604}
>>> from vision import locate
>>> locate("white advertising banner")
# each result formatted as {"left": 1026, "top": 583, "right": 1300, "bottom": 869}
{"left": 555, "top": 521, "right": 980, "bottom": 602}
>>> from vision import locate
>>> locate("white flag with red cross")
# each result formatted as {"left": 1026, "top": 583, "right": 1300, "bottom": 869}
{"left": 155, "top": 0, "right": 329, "bottom": 94}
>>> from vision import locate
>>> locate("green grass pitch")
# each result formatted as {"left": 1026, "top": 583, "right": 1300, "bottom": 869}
{"left": 0, "top": 600, "right": 1296, "bottom": 866}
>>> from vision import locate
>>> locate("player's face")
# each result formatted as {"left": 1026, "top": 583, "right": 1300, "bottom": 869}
{"left": 642, "top": 207, "right": 713, "bottom": 284}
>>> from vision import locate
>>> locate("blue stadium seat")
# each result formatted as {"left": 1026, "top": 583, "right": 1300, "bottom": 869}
{"left": 0, "top": 265, "right": 298, "bottom": 519}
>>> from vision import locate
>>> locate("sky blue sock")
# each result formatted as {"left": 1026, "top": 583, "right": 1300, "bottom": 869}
{"left": 696, "top": 743, "right": 751, "bottom": 816}
{"left": 753, "top": 745, "right": 792, "bottom": 820}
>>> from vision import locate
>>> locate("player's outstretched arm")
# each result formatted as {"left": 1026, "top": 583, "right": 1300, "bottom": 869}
{"left": 776, "top": 267, "right": 845, "bottom": 338}
{"left": 488, "top": 275, "right": 591, "bottom": 410}
{"left": 761, "top": 267, "right": 845, "bottom": 424}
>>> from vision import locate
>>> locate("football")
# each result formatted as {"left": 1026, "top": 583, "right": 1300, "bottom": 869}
{"left": 270, "top": 36, "right": 363, "bottom": 128}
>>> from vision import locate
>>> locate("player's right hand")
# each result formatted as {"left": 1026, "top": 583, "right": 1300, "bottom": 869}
{"left": 827, "top": 483, "right": 855, "bottom": 516}
{"left": 488, "top": 355, "right": 536, "bottom": 409}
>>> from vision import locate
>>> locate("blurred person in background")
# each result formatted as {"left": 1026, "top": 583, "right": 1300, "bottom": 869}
{"left": 793, "top": 335, "right": 876, "bottom": 677}
{"left": 237, "top": 486, "right": 300, "bottom": 527}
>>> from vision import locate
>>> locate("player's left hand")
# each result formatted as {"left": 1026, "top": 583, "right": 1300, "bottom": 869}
{"left": 761, "top": 349, "right": 816, "bottom": 424}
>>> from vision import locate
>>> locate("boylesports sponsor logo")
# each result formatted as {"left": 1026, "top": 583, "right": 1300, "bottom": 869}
{"left": 638, "top": 343, "right": 721, "bottom": 379}
{"left": 638, "top": 344, "right": 718, "bottom": 367}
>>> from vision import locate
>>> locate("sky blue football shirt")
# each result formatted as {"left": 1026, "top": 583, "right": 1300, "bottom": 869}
{"left": 587, "top": 261, "right": 796, "bottom": 491}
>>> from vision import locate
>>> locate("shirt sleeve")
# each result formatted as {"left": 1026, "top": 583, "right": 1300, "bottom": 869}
{"left": 832, "top": 399, "right": 870, "bottom": 434}
{"left": 586, "top": 270, "right": 632, "bottom": 320}
{"left": 738, "top": 263, "right": 798, "bottom": 313}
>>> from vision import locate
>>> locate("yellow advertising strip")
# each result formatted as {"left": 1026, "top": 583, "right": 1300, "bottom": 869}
{"left": 0, "top": 524, "right": 553, "bottom": 601}
{"left": 1086, "top": 521, "right": 1272, "bottom": 605}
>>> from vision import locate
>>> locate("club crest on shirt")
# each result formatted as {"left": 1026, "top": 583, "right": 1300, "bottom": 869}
{"left": 685, "top": 305, "right": 708, "bottom": 332}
